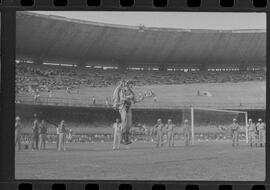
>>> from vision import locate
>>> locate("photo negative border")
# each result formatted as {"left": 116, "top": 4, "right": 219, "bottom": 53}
{"left": 0, "top": 0, "right": 269, "bottom": 190}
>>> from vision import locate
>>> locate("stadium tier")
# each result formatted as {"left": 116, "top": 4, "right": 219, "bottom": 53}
{"left": 16, "top": 62, "right": 266, "bottom": 88}
{"left": 16, "top": 63, "right": 266, "bottom": 109}
{"left": 15, "top": 63, "right": 266, "bottom": 128}
{"left": 17, "top": 12, "right": 265, "bottom": 67}
{"left": 15, "top": 12, "right": 266, "bottom": 110}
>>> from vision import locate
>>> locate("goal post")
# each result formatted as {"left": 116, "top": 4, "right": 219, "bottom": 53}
{"left": 191, "top": 107, "right": 194, "bottom": 144}
{"left": 188, "top": 107, "right": 248, "bottom": 144}
{"left": 245, "top": 112, "right": 248, "bottom": 144}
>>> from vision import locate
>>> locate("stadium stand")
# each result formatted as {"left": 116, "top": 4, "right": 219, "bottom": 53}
{"left": 16, "top": 62, "right": 266, "bottom": 95}
{"left": 15, "top": 12, "right": 266, "bottom": 109}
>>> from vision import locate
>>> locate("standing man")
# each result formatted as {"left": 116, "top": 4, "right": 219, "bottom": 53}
{"left": 92, "top": 96, "right": 96, "bottom": 105}
{"left": 183, "top": 120, "right": 191, "bottom": 146}
{"left": 247, "top": 118, "right": 256, "bottom": 147}
{"left": 39, "top": 120, "right": 47, "bottom": 150}
{"left": 230, "top": 118, "right": 240, "bottom": 147}
{"left": 67, "top": 129, "right": 73, "bottom": 143}
{"left": 256, "top": 118, "right": 266, "bottom": 147}
{"left": 112, "top": 118, "right": 122, "bottom": 150}
{"left": 154, "top": 118, "right": 164, "bottom": 147}
{"left": 105, "top": 98, "right": 109, "bottom": 107}
{"left": 58, "top": 120, "right": 66, "bottom": 151}
{"left": 34, "top": 89, "right": 40, "bottom": 104}
{"left": 56, "top": 125, "right": 60, "bottom": 149}
{"left": 142, "top": 123, "right": 149, "bottom": 141}
{"left": 66, "top": 86, "right": 71, "bottom": 93}
{"left": 166, "top": 119, "right": 175, "bottom": 147}
{"left": 149, "top": 126, "right": 155, "bottom": 142}
{"left": 31, "top": 118, "right": 39, "bottom": 150}
{"left": 48, "top": 89, "right": 52, "bottom": 98}
{"left": 15, "top": 116, "right": 22, "bottom": 151}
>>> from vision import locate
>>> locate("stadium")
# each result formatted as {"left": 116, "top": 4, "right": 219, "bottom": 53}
{"left": 15, "top": 12, "right": 266, "bottom": 180}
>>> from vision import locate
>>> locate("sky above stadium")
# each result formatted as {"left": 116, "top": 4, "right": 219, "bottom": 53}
{"left": 31, "top": 11, "right": 265, "bottom": 30}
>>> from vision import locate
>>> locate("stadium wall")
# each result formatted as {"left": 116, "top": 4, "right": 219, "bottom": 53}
{"left": 15, "top": 104, "right": 183, "bottom": 126}
{"left": 15, "top": 104, "right": 119, "bottom": 125}
{"left": 16, "top": 104, "right": 265, "bottom": 127}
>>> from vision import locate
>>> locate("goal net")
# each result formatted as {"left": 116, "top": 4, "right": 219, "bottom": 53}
{"left": 182, "top": 107, "right": 248, "bottom": 144}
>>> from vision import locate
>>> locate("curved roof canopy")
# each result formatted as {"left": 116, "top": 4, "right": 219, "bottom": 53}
{"left": 16, "top": 12, "right": 266, "bottom": 67}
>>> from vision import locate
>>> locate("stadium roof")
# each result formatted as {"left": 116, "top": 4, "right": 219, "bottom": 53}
{"left": 16, "top": 12, "right": 266, "bottom": 67}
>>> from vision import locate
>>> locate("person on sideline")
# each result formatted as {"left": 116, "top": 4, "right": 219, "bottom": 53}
{"left": 230, "top": 118, "right": 240, "bottom": 147}
{"left": 154, "top": 118, "right": 164, "bottom": 148}
{"left": 112, "top": 118, "right": 122, "bottom": 150}
{"left": 31, "top": 118, "right": 39, "bottom": 150}
{"left": 58, "top": 120, "right": 67, "bottom": 151}
{"left": 166, "top": 119, "right": 175, "bottom": 147}
{"left": 183, "top": 120, "right": 191, "bottom": 146}
{"left": 39, "top": 120, "right": 47, "bottom": 150}
{"left": 15, "top": 116, "right": 22, "bottom": 151}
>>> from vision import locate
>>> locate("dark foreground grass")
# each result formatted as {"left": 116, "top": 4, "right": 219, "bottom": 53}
{"left": 15, "top": 140, "right": 265, "bottom": 181}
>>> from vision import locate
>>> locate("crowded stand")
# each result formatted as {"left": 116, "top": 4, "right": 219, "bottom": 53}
{"left": 16, "top": 62, "right": 266, "bottom": 96}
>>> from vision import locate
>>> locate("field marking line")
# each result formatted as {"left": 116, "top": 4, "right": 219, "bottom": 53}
{"left": 215, "top": 147, "right": 264, "bottom": 154}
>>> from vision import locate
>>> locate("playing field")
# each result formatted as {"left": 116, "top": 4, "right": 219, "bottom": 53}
{"left": 18, "top": 81, "right": 266, "bottom": 108}
{"left": 15, "top": 140, "right": 265, "bottom": 181}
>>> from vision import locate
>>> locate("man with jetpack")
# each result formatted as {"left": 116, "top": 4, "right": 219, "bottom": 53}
{"left": 113, "top": 80, "right": 153, "bottom": 145}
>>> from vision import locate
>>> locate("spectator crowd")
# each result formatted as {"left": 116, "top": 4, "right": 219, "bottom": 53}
{"left": 16, "top": 62, "right": 266, "bottom": 96}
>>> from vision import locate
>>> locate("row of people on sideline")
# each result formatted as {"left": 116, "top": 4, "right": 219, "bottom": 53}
{"left": 15, "top": 116, "right": 266, "bottom": 151}
{"left": 228, "top": 118, "right": 265, "bottom": 147}
{"left": 15, "top": 116, "right": 72, "bottom": 151}
{"left": 112, "top": 118, "right": 191, "bottom": 150}
{"left": 112, "top": 117, "right": 266, "bottom": 150}
{"left": 247, "top": 118, "right": 266, "bottom": 147}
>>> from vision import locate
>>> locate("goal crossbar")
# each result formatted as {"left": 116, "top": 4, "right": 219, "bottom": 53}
{"left": 194, "top": 107, "right": 247, "bottom": 114}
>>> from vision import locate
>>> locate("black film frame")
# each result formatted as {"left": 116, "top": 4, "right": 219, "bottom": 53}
{"left": 0, "top": 0, "right": 269, "bottom": 190}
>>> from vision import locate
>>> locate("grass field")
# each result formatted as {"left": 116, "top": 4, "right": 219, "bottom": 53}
{"left": 15, "top": 140, "right": 265, "bottom": 181}
{"left": 19, "top": 81, "right": 265, "bottom": 108}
